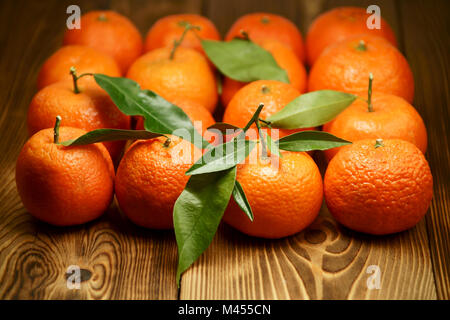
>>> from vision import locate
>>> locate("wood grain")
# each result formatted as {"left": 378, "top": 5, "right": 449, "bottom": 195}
{"left": 179, "top": 0, "right": 439, "bottom": 300}
{"left": 181, "top": 209, "right": 437, "bottom": 299}
{"left": 398, "top": 0, "right": 450, "bottom": 300}
{"left": 0, "top": 0, "right": 448, "bottom": 300}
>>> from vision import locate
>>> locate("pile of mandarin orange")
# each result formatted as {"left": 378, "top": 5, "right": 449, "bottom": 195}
{"left": 16, "top": 8, "right": 432, "bottom": 238}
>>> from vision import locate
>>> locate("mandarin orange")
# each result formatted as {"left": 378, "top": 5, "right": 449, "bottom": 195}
{"left": 28, "top": 78, "right": 130, "bottom": 161}
{"left": 223, "top": 80, "right": 313, "bottom": 138}
{"left": 323, "top": 92, "right": 427, "bottom": 161}
{"left": 16, "top": 126, "right": 114, "bottom": 226}
{"left": 224, "top": 148, "right": 322, "bottom": 238}
{"left": 37, "top": 45, "right": 121, "bottom": 89}
{"left": 127, "top": 46, "right": 218, "bottom": 112}
{"left": 306, "top": 6, "right": 397, "bottom": 65}
{"left": 324, "top": 139, "right": 433, "bottom": 235}
{"left": 63, "top": 10, "right": 143, "bottom": 73}
{"left": 308, "top": 35, "right": 414, "bottom": 103}
{"left": 145, "top": 14, "right": 220, "bottom": 57}
{"left": 115, "top": 135, "right": 201, "bottom": 229}
{"left": 225, "top": 12, "right": 305, "bottom": 62}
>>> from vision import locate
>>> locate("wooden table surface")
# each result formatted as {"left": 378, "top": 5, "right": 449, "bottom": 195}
{"left": 0, "top": 0, "right": 448, "bottom": 300}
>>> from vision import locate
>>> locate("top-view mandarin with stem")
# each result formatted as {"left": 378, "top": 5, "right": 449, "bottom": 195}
{"left": 63, "top": 10, "right": 143, "bottom": 73}
{"left": 306, "top": 6, "right": 397, "bottom": 65}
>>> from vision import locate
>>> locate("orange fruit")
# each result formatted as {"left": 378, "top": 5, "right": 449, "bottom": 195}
{"left": 37, "top": 45, "right": 121, "bottom": 89}
{"left": 145, "top": 14, "right": 220, "bottom": 57}
{"left": 115, "top": 135, "right": 201, "bottom": 229}
{"left": 223, "top": 80, "right": 313, "bottom": 138}
{"left": 135, "top": 98, "right": 215, "bottom": 136}
{"left": 324, "top": 139, "right": 433, "bottom": 235}
{"left": 127, "top": 46, "right": 218, "bottom": 112}
{"left": 221, "top": 40, "right": 307, "bottom": 106}
{"left": 223, "top": 148, "right": 323, "bottom": 238}
{"left": 27, "top": 79, "right": 131, "bottom": 161}
{"left": 323, "top": 92, "right": 427, "bottom": 161}
{"left": 63, "top": 10, "right": 143, "bottom": 74}
{"left": 308, "top": 35, "right": 414, "bottom": 103}
{"left": 15, "top": 126, "right": 115, "bottom": 226}
{"left": 306, "top": 6, "right": 397, "bottom": 66}
{"left": 225, "top": 12, "right": 305, "bottom": 62}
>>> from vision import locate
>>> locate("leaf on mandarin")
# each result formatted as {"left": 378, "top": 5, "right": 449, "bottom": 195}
{"left": 267, "top": 90, "right": 356, "bottom": 129}
{"left": 174, "top": 167, "right": 237, "bottom": 285}
{"left": 59, "top": 129, "right": 163, "bottom": 146}
{"left": 207, "top": 122, "right": 241, "bottom": 135}
{"left": 93, "top": 74, "right": 208, "bottom": 149}
{"left": 186, "top": 138, "right": 256, "bottom": 175}
{"left": 276, "top": 131, "right": 352, "bottom": 151}
{"left": 232, "top": 180, "right": 254, "bottom": 221}
{"left": 202, "top": 39, "right": 289, "bottom": 83}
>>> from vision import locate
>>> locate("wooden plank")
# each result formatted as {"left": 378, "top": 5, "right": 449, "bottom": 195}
{"left": 179, "top": 0, "right": 438, "bottom": 299}
{"left": 398, "top": 0, "right": 450, "bottom": 300}
{"left": 0, "top": 0, "right": 204, "bottom": 299}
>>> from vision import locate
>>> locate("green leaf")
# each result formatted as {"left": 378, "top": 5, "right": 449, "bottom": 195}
{"left": 59, "top": 129, "right": 163, "bottom": 146}
{"left": 186, "top": 138, "right": 256, "bottom": 175}
{"left": 232, "top": 180, "right": 253, "bottom": 221}
{"left": 93, "top": 74, "right": 208, "bottom": 149}
{"left": 277, "top": 131, "right": 352, "bottom": 152}
{"left": 267, "top": 90, "right": 357, "bottom": 129}
{"left": 202, "top": 39, "right": 289, "bottom": 83}
{"left": 207, "top": 122, "right": 241, "bottom": 135}
{"left": 174, "top": 167, "right": 237, "bottom": 285}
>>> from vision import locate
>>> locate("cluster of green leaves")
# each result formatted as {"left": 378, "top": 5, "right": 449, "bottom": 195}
{"left": 171, "top": 91, "right": 355, "bottom": 283}
{"left": 58, "top": 67, "right": 356, "bottom": 286}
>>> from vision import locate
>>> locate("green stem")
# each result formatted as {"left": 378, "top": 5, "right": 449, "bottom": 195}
{"left": 240, "top": 30, "right": 250, "bottom": 41}
{"left": 170, "top": 23, "right": 200, "bottom": 60}
{"left": 355, "top": 40, "right": 367, "bottom": 51}
{"left": 69, "top": 66, "right": 93, "bottom": 94}
{"left": 70, "top": 67, "right": 80, "bottom": 94}
{"left": 368, "top": 73, "right": 374, "bottom": 112}
{"left": 258, "top": 118, "right": 272, "bottom": 128}
{"left": 261, "top": 16, "right": 270, "bottom": 24}
{"left": 163, "top": 137, "right": 171, "bottom": 148}
{"left": 261, "top": 85, "right": 270, "bottom": 94}
{"left": 375, "top": 138, "right": 384, "bottom": 148}
{"left": 97, "top": 13, "right": 108, "bottom": 21}
{"left": 243, "top": 103, "right": 264, "bottom": 132}
{"left": 54, "top": 115, "right": 62, "bottom": 144}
